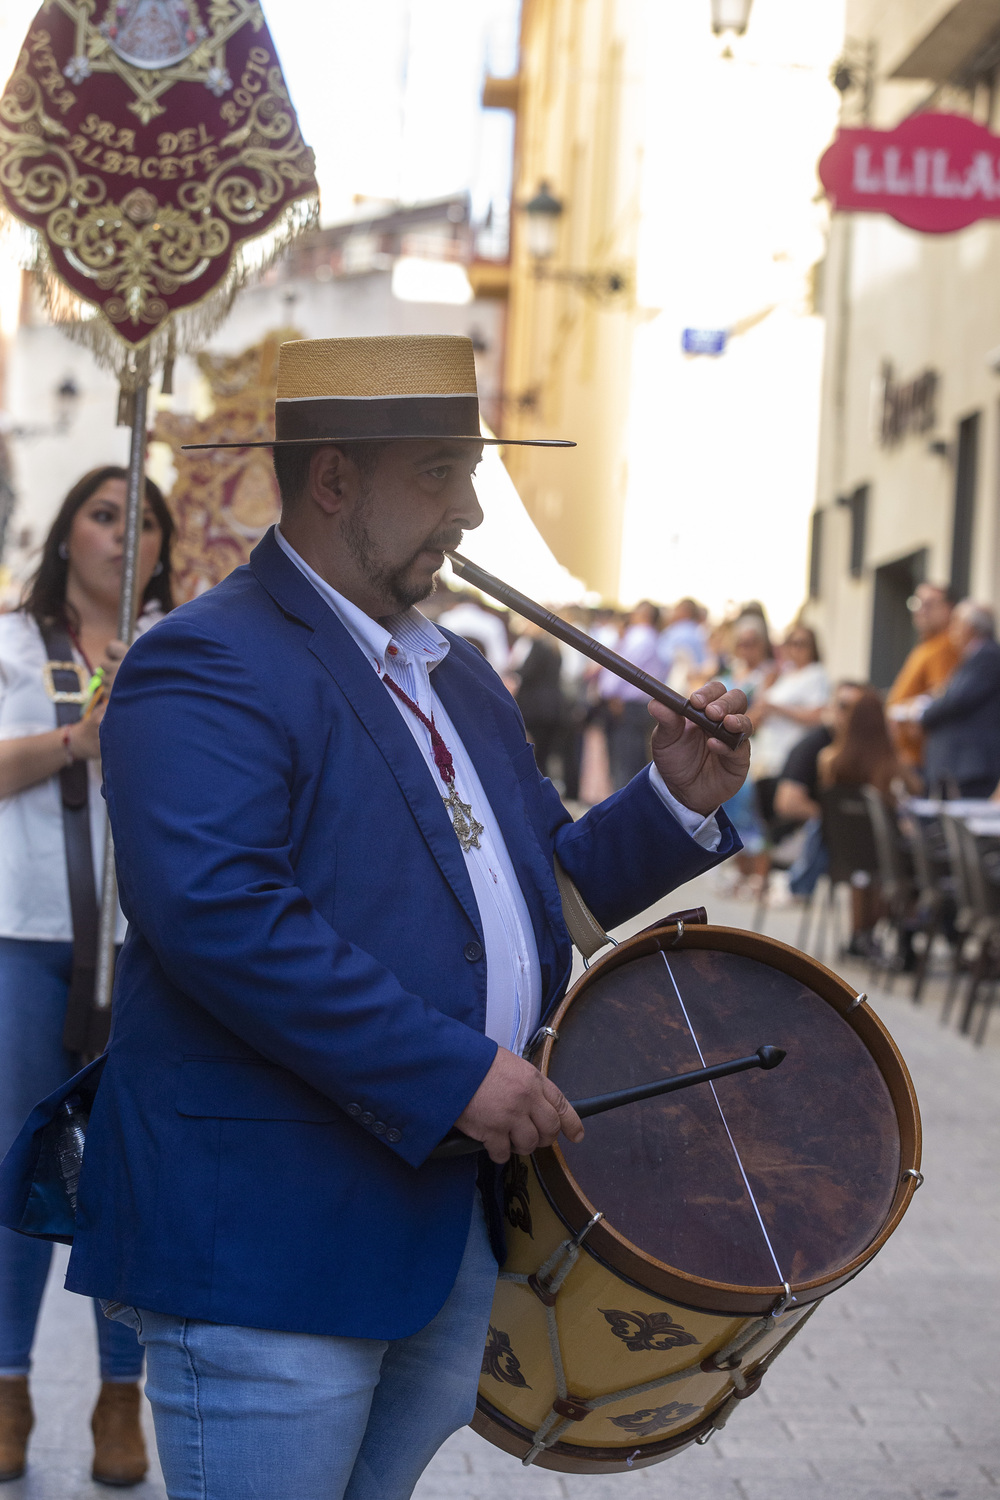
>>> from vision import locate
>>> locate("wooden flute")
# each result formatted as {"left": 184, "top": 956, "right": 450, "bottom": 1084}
{"left": 445, "top": 551, "right": 748, "bottom": 754}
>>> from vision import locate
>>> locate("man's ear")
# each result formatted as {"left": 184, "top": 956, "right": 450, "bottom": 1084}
{"left": 307, "top": 446, "right": 357, "bottom": 516}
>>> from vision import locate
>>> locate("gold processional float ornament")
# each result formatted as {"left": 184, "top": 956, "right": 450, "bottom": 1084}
{"left": 153, "top": 325, "right": 293, "bottom": 600}
{"left": 0, "top": 0, "right": 319, "bottom": 387}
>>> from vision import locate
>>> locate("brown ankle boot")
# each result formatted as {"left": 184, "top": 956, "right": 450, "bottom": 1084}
{"left": 0, "top": 1376, "right": 33, "bottom": 1482}
{"left": 91, "top": 1382, "right": 148, "bottom": 1487}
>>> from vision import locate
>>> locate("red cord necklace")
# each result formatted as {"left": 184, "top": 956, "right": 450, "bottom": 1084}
{"left": 66, "top": 624, "right": 94, "bottom": 675}
{"left": 382, "top": 674, "right": 484, "bottom": 852}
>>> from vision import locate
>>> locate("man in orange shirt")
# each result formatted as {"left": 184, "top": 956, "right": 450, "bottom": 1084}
{"left": 886, "top": 583, "right": 960, "bottom": 773}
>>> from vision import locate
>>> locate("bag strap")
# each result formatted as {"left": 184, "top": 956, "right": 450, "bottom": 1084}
{"left": 553, "top": 858, "right": 611, "bottom": 961}
{"left": 39, "top": 623, "right": 105, "bottom": 1055}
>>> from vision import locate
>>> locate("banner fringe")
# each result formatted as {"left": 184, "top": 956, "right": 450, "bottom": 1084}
{"left": 0, "top": 194, "right": 319, "bottom": 390}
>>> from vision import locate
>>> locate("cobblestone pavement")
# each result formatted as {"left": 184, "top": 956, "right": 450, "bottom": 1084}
{"left": 9, "top": 872, "right": 1000, "bottom": 1499}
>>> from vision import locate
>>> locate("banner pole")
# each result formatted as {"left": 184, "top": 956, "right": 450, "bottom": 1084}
{"left": 92, "top": 350, "right": 151, "bottom": 1030}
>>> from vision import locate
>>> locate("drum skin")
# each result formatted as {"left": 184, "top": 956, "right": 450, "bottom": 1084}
{"left": 473, "top": 924, "right": 922, "bottom": 1473}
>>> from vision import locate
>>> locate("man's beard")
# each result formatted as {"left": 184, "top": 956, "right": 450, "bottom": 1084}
{"left": 343, "top": 491, "right": 461, "bottom": 611}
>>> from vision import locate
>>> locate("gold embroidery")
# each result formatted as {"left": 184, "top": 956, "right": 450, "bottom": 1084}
{"left": 0, "top": 36, "right": 314, "bottom": 332}
{"left": 56, "top": 0, "right": 265, "bottom": 126}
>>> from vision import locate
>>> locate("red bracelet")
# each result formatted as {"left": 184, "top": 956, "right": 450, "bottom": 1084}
{"left": 61, "top": 726, "right": 75, "bottom": 766}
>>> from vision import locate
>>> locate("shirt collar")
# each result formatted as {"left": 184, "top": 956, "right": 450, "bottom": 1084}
{"left": 274, "top": 525, "right": 449, "bottom": 674}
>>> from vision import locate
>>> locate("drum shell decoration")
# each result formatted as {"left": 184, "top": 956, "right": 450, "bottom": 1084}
{"left": 473, "top": 924, "right": 922, "bottom": 1473}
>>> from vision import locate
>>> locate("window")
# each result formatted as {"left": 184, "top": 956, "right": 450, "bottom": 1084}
{"left": 950, "top": 412, "right": 979, "bottom": 600}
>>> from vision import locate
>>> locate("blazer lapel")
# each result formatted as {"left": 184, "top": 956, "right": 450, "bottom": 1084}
{"left": 249, "top": 531, "right": 482, "bottom": 937}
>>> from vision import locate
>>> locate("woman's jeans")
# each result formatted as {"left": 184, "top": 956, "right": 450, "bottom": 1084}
{"left": 0, "top": 937, "right": 143, "bottom": 1381}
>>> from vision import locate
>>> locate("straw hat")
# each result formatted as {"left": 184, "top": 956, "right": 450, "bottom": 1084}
{"left": 182, "top": 334, "right": 574, "bottom": 450}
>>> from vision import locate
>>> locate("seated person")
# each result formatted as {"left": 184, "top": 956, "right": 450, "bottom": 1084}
{"left": 774, "top": 682, "right": 864, "bottom": 898}
{"left": 774, "top": 681, "right": 865, "bottom": 828}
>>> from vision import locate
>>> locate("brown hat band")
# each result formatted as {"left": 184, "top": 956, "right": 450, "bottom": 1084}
{"left": 274, "top": 393, "right": 482, "bottom": 443}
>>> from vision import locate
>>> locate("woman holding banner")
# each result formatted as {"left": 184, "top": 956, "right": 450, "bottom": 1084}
{"left": 0, "top": 466, "right": 173, "bottom": 1486}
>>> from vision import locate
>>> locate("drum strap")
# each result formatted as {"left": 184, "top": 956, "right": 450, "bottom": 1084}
{"left": 552, "top": 859, "right": 610, "bottom": 960}
{"left": 40, "top": 624, "right": 103, "bottom": 1056}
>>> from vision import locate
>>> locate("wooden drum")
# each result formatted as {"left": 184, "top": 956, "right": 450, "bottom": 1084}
{"left": 473, "top": 922, "right": 922, "bottom": 1473}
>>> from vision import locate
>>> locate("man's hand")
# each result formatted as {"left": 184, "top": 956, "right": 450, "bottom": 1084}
{"left": 454, "top": 1047, "right": 585, "bottom": 1165}
{"left": 71, "top": 640, "right": 131, "bottom": 761}
{"left": 100, "top": 638, "right": 129, "bottom": 693}
{"left": 649, "top": 681, "right": 751, "bottom": 816}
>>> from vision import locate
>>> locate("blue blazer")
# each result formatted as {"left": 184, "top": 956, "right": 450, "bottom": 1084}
{"left": 922, "top": 638, "right": 1000, "bottom": 789}
{"left": 0, "top": 530, "right": 738, "bottom": 1339}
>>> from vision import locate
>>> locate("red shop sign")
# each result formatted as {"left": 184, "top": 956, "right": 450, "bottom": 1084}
{"left": 818, "top": 113, "right": 1000, "bottom": 234}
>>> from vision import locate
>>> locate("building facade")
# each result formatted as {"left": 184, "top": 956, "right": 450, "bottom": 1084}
{"left": 488, "top": 0, "right": 844, "bottom": 618}
{"left": 810, "top": 0, "right": 1000, "bottom": 685}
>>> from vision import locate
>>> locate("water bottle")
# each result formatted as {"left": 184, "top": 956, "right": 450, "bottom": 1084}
{"left": 54, "top": 1096, "right": 89, "bottom": 1214}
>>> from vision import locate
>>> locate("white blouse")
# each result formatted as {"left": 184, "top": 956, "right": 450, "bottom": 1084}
{"left": 751, "top": 661, "right": 831, "bottom": 781}
{"left": 0, "top": 610, "right": 155, "bottom": 943}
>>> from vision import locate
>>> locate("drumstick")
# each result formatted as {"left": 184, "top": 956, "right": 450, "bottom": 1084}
{"left": 444, "top": 550, "right": 747, "bottom": 754}
{"left": 430, "top": 1045, "right": 786, "bottom": 1159}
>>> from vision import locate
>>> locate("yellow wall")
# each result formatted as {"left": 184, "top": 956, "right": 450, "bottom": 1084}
{"left": 501, "top": 0, "right": 642, "bottom": 600}
{"left": 499, "top": 0, "right": 842, "bottom": 622}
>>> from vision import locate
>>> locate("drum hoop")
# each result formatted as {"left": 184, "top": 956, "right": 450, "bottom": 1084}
{"left": 533, "top": 922, "right": 922, "bottom": 1317}
{"left": 472, "top": 1391, "right": 714, "bottom": 1471}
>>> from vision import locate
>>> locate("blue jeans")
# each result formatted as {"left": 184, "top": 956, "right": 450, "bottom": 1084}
{"left": 0, "top": 937, "right": 143, "bottom": 1381}
{"left": 110, "top": 1195, "right": 497, "bottom": 1500}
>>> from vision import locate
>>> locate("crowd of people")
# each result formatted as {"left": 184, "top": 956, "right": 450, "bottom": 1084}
{"left": 431, "top": 577, "right": 1000, "bottom": 952}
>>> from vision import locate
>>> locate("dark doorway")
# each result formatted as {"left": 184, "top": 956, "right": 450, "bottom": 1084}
{"left": 870, "top": 549, "right": 927, "bottom": 690}
{"left": 950, "top": 412, "right": 979, "bottom": 599}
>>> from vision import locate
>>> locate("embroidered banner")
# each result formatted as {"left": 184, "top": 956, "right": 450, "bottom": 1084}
{"left": 0, "top": 0, "right": 318, "bottom": 373}
{"left": 819, "top": 112, "right": 1000, "bottom": 235}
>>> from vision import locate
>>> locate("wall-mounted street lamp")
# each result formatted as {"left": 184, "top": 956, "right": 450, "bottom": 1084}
{"left": 830, "top": 38, "right": 876, "bottom": 123}
{"left": 54, "top": 376, "right": 81, "bottom": 432}
{"left": 710, "top": 0, "right": 754, "bottom": 36}
{"left": 523, "top": 181, "right": 564, "bottom": 262}
{"left": 521, "top": 182, "right": 630, "bottom": 301}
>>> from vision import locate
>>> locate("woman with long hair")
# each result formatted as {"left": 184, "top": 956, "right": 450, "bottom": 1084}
{"left": 818, "top": 687, "right": 914, "bottom": 955}
{"left": 818, "top": 687, "right": 905, "bottom": 798}
{"left": 0, "top": 466, "right": 173, "bottom": 1487}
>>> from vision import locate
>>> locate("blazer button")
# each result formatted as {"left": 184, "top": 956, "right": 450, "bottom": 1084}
{"left": 346, "top": 1103, "right": 362, "bottom": 1118}
{"left": 464, "top": 941, "right": 484, "bottom": 962}
{"left": 360, "top": 1111, "right": 375, "bottom": 1127}
{"left": 372, "top": 1120, "right": 387, "bottom": 1135}
{"left": 385, "top": 1128, "right": 402, "bottom": 1144}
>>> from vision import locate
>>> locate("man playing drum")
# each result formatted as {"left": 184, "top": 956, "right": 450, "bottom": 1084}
{"left": 6, "top": 336, "right": 751, "bottom": 1498}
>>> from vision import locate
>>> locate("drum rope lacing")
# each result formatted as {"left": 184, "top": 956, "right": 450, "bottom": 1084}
{"left": 501, "top": 1209, "right": 810, "bottom": 1465}
{"left": 693, "top": 1302, "right": 819, "bottom": 1444}
{"left": 661, "top": 952, "right": 789, "bottom": 1289}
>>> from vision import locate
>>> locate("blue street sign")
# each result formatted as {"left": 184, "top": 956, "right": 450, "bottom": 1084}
{"left": 682, "top": 328, "right": 728, "bottom": 356}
